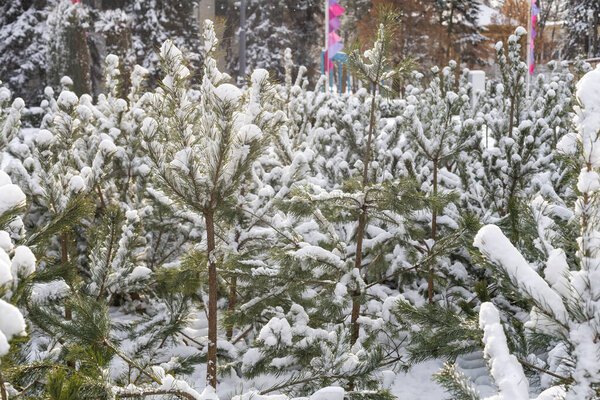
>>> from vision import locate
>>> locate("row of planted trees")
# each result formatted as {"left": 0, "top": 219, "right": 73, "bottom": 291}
{"left": 0, "top": 11, "right": 598, "bottom": 400}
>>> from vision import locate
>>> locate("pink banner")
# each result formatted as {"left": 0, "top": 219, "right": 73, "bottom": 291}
{"left": 529, "top": 0, "right": 537, "bottom": 75}
{"left": 329, "top": 3, "right": 344, "bottom": 18}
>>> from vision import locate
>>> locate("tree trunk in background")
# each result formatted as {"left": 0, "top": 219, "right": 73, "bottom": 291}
{"left": 204, "top": 210, "right": 218, "bottom": 389}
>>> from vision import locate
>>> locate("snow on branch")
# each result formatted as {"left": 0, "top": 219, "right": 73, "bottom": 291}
{"left": 474, "top": 224, "right": 568, "bottom": 328}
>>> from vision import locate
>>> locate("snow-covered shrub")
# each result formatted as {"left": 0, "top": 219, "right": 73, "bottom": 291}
{"left": 466, "top": 65, "right": 600, "bottom": 399}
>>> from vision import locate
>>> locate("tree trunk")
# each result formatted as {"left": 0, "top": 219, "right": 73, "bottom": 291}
{"left": 61, "top": 232, "right": 71, "bottom": 321}
{"left": 445, "top": 1, "right": 455, "bottom": 63}
{"left": 350, "top": 90, "right": 378, "bottom": 347}
{"left": 204, "top": 210, "right": 218, "bottom": 389}
{"left": 226, "top": 276, "right": 236, "bottom": 341}
{"left": 428, "top": 158, "right": 438, "bottom": 305}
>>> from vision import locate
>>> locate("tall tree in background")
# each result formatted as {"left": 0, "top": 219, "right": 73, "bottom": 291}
{"left": 565, "top": 0, "right": 600, "bottom": 57}
{"left": 358, "top": 0, "right": 487, "bottom": 68}
{"left": 224, "top": 0, "right": 321, "bottom": 81}
{"left": 0, "top": 0, "right": 203, "bottom": 104}
{"left": 233, "top": 0, "right": 293, "bottom": 78}
{"left": 0, "top": 0, "right": 49, "bottom": 105}
{"left": 46, "top": 0, "right": 92, "bottom": 96}
{"left": 435, "top": 0, "right": 488, "bottom": 66}
{"left": 358, "top": 0, "right": 447, "bottom": 68}
{"left": 125, "top": 0, "right": 203, "bottom": 86}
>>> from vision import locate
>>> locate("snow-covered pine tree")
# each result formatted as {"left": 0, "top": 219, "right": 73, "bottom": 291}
{"left": 141, "top": 21, "right": 271, "bottom": 390}
{"left": 400, "top": 62, "right": 479, "bottom": 304}
{"left": 2, "top": 58, "right": 210, "bottom": 400}
{"left": 126, "top": 0, "right": 202, "bottom": 87}
{"left": 236, "top": 17, "right": 419, "bottom": 398}
{"left": 46, "top": 0, "right": 93, "bottom": 96}
{"left": 565, "top": 0, "right": 600, "bottom": 58}
{"left": 455, "top": 65, "right": 600, "bottom": 399}
{"left": 465, "top": 27, "right": 557, "bottom": 245}
{"left": 0, "top": 0, "right": 48, "bottom": 105}
{"left": 435, "top": 0, "right": 488, "bottom": 66}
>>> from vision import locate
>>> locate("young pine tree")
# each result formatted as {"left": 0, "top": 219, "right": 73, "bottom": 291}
{"left": 141, "top": 21, "right": 270, "bottom": 390}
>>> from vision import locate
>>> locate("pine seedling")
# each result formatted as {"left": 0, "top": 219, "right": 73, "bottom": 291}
{"left": 469, "top": 65, "right": 600, "bottom": 397}
{"left": 142, "top": 21, "right": 270, "bottom": 389}
{"left": 401, "top": 62, "right": 479, "bottom": 303}
{"left": 344, "top": 11, "right": 416, "bottom": 347}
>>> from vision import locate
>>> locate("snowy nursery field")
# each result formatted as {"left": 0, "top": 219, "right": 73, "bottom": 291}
{"left": 1, "top": 14, "right": 600, "bottom": 400}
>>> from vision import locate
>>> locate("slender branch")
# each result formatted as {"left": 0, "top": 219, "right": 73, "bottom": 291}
{"left": 233, "top": 326, "right": 253, "bottom": 345}
{"left": 517, "top": 357, "right": 572, "bottom": 383}
{"left": 260, "top": 374, "right": 346, "bottom": 395}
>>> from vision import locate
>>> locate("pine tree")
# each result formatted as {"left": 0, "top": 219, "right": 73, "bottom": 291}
{"left": 46, "top": 0, "right": 92, "bottom": 96}
{"left": 400, "top": 62, "right": 479, "bottom": 304}
{"left": 141, "top": 21, "right": 271, "bottom": 389}
{"left": 565, "top": 0, "right": 600, "bottom": 58}
{"left": 435, "top": 0, "right": 488, "bottom": 66}
{"left": 0, "top": 0, "right": 48, "bottom": 105}
{"left": 434, "top": 65, "right": 600, "bottom": 399}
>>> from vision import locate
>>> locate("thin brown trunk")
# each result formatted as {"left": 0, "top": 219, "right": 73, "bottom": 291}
{"left": 428, "top": 159, "right": 438, "bottom": 305}
{"left": 508, "top": 93, "right": 515, "bottom": 138}
{"left": 204, "top": 210, "right": 218, "bottom": 389}
{"left": 61, "top": 232, "right": 75, "bottom": 369}
{"left": 445, "top": 2, "right": 455, "bottom": 63}
{"left": 350, "top": 89, "right": 378, "bottom": 347}
{"left": 0, "top": 370, "right": 8, "bottom": 400}
{"left": 61, "top": 232, "right": 71, "bottom": 321}
{"left": 226, "top": 276, "right": 237, "bottom": 341}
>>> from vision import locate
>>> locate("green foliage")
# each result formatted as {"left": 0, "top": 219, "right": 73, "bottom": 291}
{"left": 395, "top": 301, "right": 481, "bottom": 364}
{"left": 434, "top": 363, "right": 481, "bottom": 400}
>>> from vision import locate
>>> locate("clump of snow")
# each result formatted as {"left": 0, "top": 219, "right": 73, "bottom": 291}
{"left": 0, "top": 231, "right": 12, "bottom": 253}
{"left": 57, "top": 90, "right": 79, "bottom": 108}
{"left": 11, "top": 245, "right": 36, "bottom": 280}
{"left": 0, "top": 183, "right": 26, "bottom": 215}
{"left": 238, "top": 124, "right": 262, "bottom": 142}
{"left": 556, "top": 132, "right": 577, "bottom": 155}
{"left": 577, "top": 169, "right": 600, "bottom": 192}
{"left": 0, "top": 256, "right": 12, "bottom": 288}
{"left": 479, "top": 302, "right": 529, "bottom": 400}
{"left": 60, "top": 76, "right": 73, "bottom": 87}
{"left": 474, "top": 225, "right": 568, "bottom": 326}
{"left": 0, "top": 297, "right": 27, "bottom": 357}
{"left": 214, "top": 84, "right": 242, "bottom": 103}
{"left": 128, "top": 266, "right": 151, "bottom": 281}
{"left": 576, "top": 65, "right": 600, "bottom": 111}
{"left": 309, "top": 387, "right": 344, "bottom": 400}
{"left": 258, "top": 317, "right": 293, "bottom": 347}
{"left": 0, "top": 172, "right": 11, "bottom": 187}
{"left": 514, "top": 26, "right": 527, "bottom": 36}
{"left": 35, "top": 129, "right": 54, "bottom": 147}
{"left": 69, "top": 175, "right": 86, "bottom": 193}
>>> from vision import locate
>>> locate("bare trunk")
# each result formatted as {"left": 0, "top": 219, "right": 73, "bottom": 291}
{"left": 204, "top": 210, "right": 218, "bottom": 389}
{"left": 350, "top": 90, "right": 378, "bottom": 347}
{"left": 508, "top": 93, "right": 515, "bottom": 138}
{"left": 445, "top": 1, "right": 455, "bottom": 62}
{"left": 226, "top": 276, "right": 237, "bottom": 341}
{"left": 428, "top": 159, "right": 438, "bottom": 305}
{"left": 61, "top": 232, "right": 71, "bottom": 321}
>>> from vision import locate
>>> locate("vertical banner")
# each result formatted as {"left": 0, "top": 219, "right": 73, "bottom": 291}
{"left": 325, "top": 0, "right": 344, "bottom": 72}
{"left": 530, "top": 0, "right": 540, "bottom": 74}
